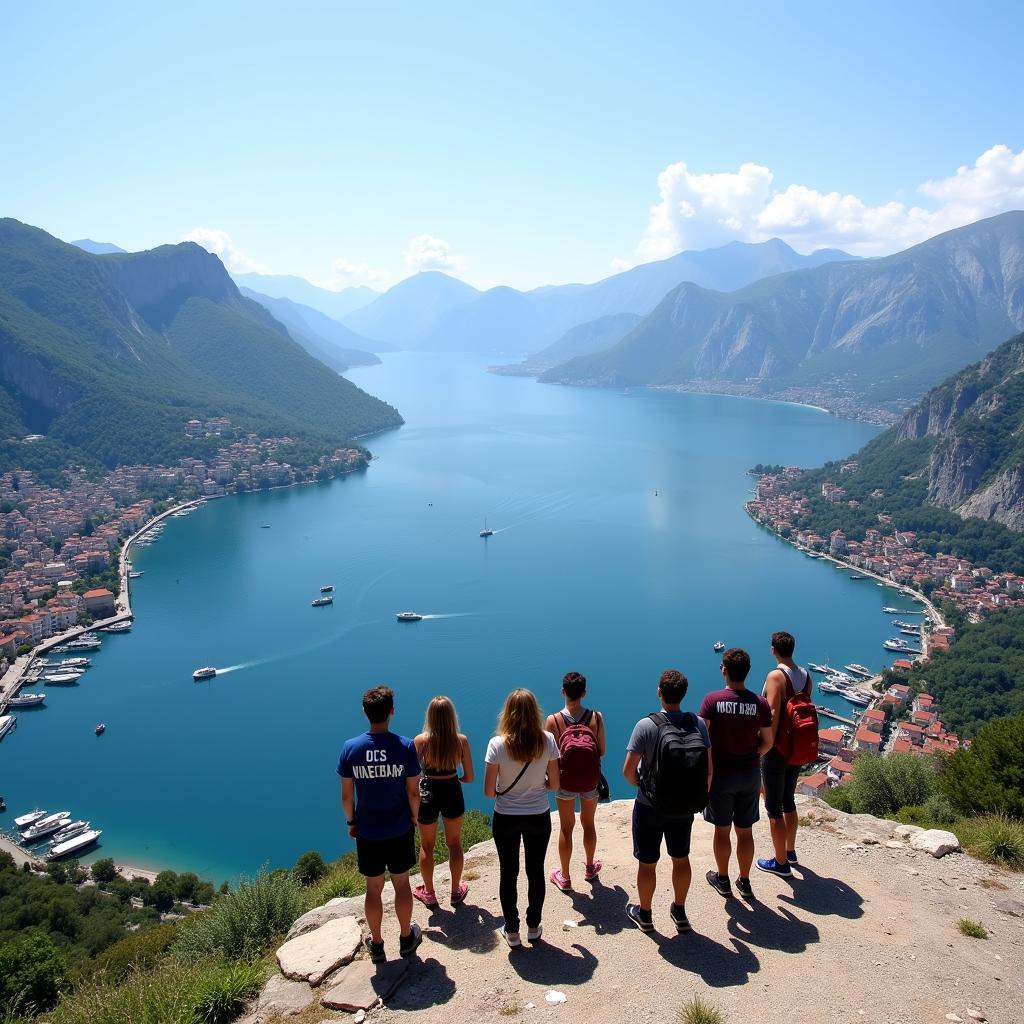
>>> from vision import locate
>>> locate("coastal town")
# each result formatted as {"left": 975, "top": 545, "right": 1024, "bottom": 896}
{"left": 0, "top": 423, "right": 368, "bottom": 661}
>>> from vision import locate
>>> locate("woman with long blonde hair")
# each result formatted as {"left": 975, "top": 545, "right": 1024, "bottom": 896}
{"left": 483, "top": 688, "right": 561, "bottom": 947}
{"left": 413, "top": 696, "right": 474, "bottom": 906}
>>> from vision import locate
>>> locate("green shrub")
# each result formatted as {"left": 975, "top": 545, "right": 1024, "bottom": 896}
{"left": 292, "top": 851, "right": 326, "bottom": 886}
{"left": 957, "top": 918, "right": 988, "bottom": 939}
{"left": 846, "top": 752, "right": 936, "bottom": 817}
{"left": 414, "top": 809, "right": 493, "bottom": 865}
{"left": 308, "top": 864, "right": 364, "bottom": 905}
{"left": 90, "top": 860, "right": 117, "bottom": 885}
{"left": 0, "top": 932, "right": 68, "bottom": 1017}
{"left": 678, "top": 994, "right": 725, "bottom": 1024}
{"left": 956, "top": 815, "right": 1024, "bottom": 870}
{"left": 894, "top": 805, "right": 931, "bottom": 826}
{"left": 46, "top": 956, "right": 264, "bottom": 1024}
{"left": 173, "top": 869, "right": 306, "bottom": 962}
{"left": 939, "top": 714, "right": 1024, "bottom": 819}
{"left": 923, "top": 793, "right": 960, "bottom": 826}
{"left": 88, "top": 924, "right": 178, "bottom": 983}
{"left": 823, "top": 784, "right": 855, "bottom": 813}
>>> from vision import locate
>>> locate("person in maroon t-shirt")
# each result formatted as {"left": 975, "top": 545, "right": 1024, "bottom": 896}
{"left": 698, "top": 648, "right": 773, "bottom": 900}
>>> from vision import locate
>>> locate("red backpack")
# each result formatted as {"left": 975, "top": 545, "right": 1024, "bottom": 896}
{"left": 555, "top": 709, "right": 601, "bottom": 793}
{"left": 774, "top": 666, "right": 819, "bottom": 766}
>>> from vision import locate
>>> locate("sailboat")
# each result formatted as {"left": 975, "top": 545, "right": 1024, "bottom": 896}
{"left": 479, "top": 518, "right": 493, "bottom": 538}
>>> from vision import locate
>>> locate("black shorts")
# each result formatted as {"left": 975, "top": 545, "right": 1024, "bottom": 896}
{"left": 355, "top": 829, "right": 416, "bottom": 878}
{"left": 418, "top": 776, "right": 465, "bottom": 825}
{"left": 703, "top": 766, "right": 762, "bottom": 828}
{"left": 632, "top": 798, "right": 694, "bottom": 863}
{"left": 762, "top": 747, "right": 801, "bottom": 819}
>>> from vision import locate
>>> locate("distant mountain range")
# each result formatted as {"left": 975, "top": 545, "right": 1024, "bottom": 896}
{"left": 231, "top": 272, "right": 378, "bottom": 321}
{"left": 344, "top": 238, "right": 855, "bottom": 354}
{"left": 0, "top": 220, "right": 401, "bottom": 471}
{"left": 70, "top": 239, "right": 126, "bottom": 255}
{"left": 541, "top": 212, "right": 1024, "bottom": 412}
{"left": 237, "top": 287, "right": 388, "bottom": 373}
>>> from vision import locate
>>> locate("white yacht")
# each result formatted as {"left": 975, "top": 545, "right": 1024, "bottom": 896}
{"left": 8, "top": 693, "right": 45, "bottom": 708}
{"left": 14, "top": 808, "right": 47, "bottom": 829}
{"left": 54, "top": 657, "right": 91, "bottom": 669}
{"left": 809, "top": 662, "right": 830, "bottom": 673}
{"left": 320, "top": 585, "right": 334, "bottom": 593}
{"left": 44, "top": 672, "right": 82, "bottom": 685}
{"left": 23, "top": 811, "right": 71, "bottom": 841}
{"left": 311, "top": 595, "right": 333, "bottom": 607}
{"left": 50, "top": 820, "right": 89, "bottom": 845}
{"left": 396, "top": 611, "right": 424, "bottom": 622}
{"left": 102, "top": 621, "right": 131, "bottom": 632}
{"left": 48, "top": 829, "right": 102, "bottom": 860}
{"left": 193, "top": 666, "right": 217, "bottom": 680}
{"left": 0, "top": 715, "right": 16, "bottom": 742}
{"left": 818, "top": 679, "right": 843, "bottom": 694}
{"left": 713, "top": 641, "right": 725, "bottom": 652}
{"left": 844, "top": 664, "right": 873, "bottom": 678}
{"left": 129, "top": 571, "right": 144, "bottom": 579}
{"left": 843, "top": 689, "right": 871, "bottom": 707}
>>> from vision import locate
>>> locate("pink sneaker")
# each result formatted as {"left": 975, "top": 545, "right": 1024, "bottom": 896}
{"left": 413, "top": 884, "right": 438, "bottom": 906}
{"left": 549, "top": 868, "right": 571, "bottom": 892}
{"left": 584, "top": 860, "right": 602, "bottom": 881}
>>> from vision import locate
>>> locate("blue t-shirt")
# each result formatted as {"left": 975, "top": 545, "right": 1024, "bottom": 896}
{"left": 337, "top": 731, "right": 421, "bottom": 840}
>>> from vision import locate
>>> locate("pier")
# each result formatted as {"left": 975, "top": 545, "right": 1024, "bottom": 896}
{"left": 816, "top": 704, "right": 858, "bottom": 728}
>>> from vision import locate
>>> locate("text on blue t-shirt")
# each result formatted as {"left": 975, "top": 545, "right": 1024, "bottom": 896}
{"left": 337, "top": 731, "right": 421, "bottom": 841}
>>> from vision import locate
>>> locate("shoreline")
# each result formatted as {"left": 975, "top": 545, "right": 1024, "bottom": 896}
{"left": 649, "top": 383, "right": 834, "bottom": 418}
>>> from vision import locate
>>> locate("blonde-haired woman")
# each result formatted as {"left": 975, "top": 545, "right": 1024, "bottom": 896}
{"left": 413, "top": 696, "right": 474, "bottom": 907}
{"left": 484, "top": 689, "right": 560, "bottom": 947}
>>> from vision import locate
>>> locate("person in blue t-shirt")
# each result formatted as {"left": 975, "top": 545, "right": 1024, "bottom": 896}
{"left": 338, "top": 685, "right": 423, "bottom": 962}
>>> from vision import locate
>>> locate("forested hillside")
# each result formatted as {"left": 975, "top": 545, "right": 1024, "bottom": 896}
{"left": 0, "top": 220, "right": 402, "bottom": 473}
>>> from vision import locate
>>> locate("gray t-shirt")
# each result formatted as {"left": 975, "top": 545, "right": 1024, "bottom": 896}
{"left": 626, "top": 710, "right": 711, "bottom": 807}
{"left": 485, "top": 731, "right": 559, "bottom": 815}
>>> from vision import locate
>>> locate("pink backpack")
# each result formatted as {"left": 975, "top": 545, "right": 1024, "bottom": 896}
{"left": 556, "top": 709, "right": 601, "bottom": 792}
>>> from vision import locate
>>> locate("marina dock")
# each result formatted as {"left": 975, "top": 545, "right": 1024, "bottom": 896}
{"left": 816, "top": 704, "right": 859, "bottom": 728}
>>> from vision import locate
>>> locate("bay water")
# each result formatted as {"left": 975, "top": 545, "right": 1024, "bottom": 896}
{"left": 1, "top": 353, "right": 911, "bottom": 882}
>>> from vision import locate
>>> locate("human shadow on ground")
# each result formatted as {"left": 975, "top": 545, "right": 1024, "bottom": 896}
{"left": 420, "top": 903, "right": 502, "bottom": 954}
{"left": 386, "top": 956, "right": 457, "bottom": 1011}
{"left": 505, "top": 939, "right": 598, "bottom": 986}
{"left": 564, "top": 879, "right": 631, "bottom": 935}
{"left": 646, "top": 926, "right": 761, "bottom": 987}
{"left": 725, "top": 896, "right": 820, "bottom": 953}
{"left": 776, "top": 865, "right": 865, "bottom": 920}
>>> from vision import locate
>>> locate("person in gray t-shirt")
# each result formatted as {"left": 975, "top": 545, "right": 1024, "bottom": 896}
{"left": 622, "top": 669, "right": 711, "bottom": 935}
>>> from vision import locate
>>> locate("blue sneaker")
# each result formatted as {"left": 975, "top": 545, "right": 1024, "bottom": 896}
{"left": 756, "top": 857, "right": 792, "bottom": 877}
{"left": 787, "top": 850, "right": 799, "bottom": 864}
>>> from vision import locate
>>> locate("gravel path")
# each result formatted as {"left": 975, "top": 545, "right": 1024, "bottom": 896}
{"left": 284, "top": 799, "right": 1024, "bottom": 1024}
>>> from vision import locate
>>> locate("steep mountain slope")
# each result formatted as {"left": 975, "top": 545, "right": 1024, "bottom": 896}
{"left": 70, "top": 239, "right": 126, "bottom": 254}
{"left": 491, "top": 313, "right": 643, "bottom": 376}
{"left": 342, "top": 271, "right": 481, "bottom": 346}
{"left": 0, "top": 219, "right": 401, "bottom": 469}
{"left": 231, "top": 272, "right": 378, "bottom": 320}
{"left": 238, "top": 287, "right": 382, "bottom": 372}
{"left": 415, "top": 238, "right": 855, "bottom": 354}
{"left": 542, "top": 212, "right": 1024, "bottom": 411}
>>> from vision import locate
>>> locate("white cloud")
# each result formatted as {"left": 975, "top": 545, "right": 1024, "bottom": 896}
{"left": 634, "top": 145, "right": 1024, "bottom": 259}
{"left": 609, "top": 256, "right": 634, "bottom": 273}
{"left": 404, "top": 234, "right": 460, "bottom": 272}
{"left": 183, "top": 227, "right": 268, "bottom": 274}
{"left": 315, "top": 257, "right": 389, "bottom": 291}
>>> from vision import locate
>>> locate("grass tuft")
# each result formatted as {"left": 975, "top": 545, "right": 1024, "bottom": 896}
{"left": 957, "top": 918, "right": 988, "bottom": 939}
{"left": 678, "top": 994, "right": 726, "bottom": 1024}
{"left": 956, "top": 815, "right": 1024, "bottom": 870}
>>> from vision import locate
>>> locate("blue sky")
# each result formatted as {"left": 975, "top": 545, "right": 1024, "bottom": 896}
{"left": 2, "top": 1, "right": 1023, "bottom": 291}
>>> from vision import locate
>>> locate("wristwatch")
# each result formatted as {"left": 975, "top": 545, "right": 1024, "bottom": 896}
{"left": 346, "top": 819, "right": 356, "bottom": 827}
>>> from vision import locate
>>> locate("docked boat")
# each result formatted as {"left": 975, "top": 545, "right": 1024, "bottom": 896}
{"left": 50, "top": 820, "right": 89, "bottom": 845}
{"left": 882, "top": 607, "right": 904, "bottom": 614}
{"left": 818, "top": 679, "right": 843, "bottom": 694}
{"left": 826, "top": 671, "right": 853, "bottom": 685}
{"left": 396, "top": 611, "right": 423, "bottom": 622}
{"left": 15, "top": 808, "right": 47, "bottom": 830}
{"left": 849, "top": 574, "right": 867, "bottom": 580}
{"left": 48, "top": 829, "right": 102, "bottom": 860}
{"left": 883, "top": 638, "right": 909, "bottom": 651}
{"left": 713, "top": 641, "right": 725, "bottom": 652}
{"left": 54, "top": 658, "right": 90, "bottom": 669}
{"left": 95, "top": 723, "right": 106, "bottom": 735}
{"left": 842, "top": 689, "right": 871, "bottom": 707}
{"left": 23, "top": 811, "right": 71, "bottom": 842}
{"left": 808, "top": 662, "right": 830, "bottom": 673}
{"left": 320, "top": 585, "right": 334, "bottom": 593}
{"left": 193, "top": 666, "right": 217, "bottom": 680}
{"left": 102, "top": 621, "right": 131, "bottom": 632}
{"left": 0, "top": 715, "right": 16, "bottom": 742}
{"left": 311, "top": 596, "right": 333, "bottom": 607}
{"left": 844, "top": 664, "right": 873, "bottom": 678}
{"left": 129, "top": 571, "right": 144, "bottom": 579}
{"left": 44, "top": 672, "right": 82, "bottom": 685}
{"left": 892, "top": 620, "right": 919, "bottom": 629}
{"left": 66, "top": 639, "right": 101, "bottom": 651}
{"left": 7, "top": 693, "right": 45, "bottom": 708}
{"left": 899, "top": 627, "right": 921, "bottom": 636}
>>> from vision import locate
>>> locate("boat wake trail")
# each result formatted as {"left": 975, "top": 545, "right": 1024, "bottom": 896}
{"left": 420, "top": 612, "right": 476, "bottom": 620}
{"left": 216, "top": 658, "right": 269, "bottom": 675}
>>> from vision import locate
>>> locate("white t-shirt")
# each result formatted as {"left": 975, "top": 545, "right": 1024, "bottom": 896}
{"left": 485, "top": 731, "right": 559, "bottom": 815}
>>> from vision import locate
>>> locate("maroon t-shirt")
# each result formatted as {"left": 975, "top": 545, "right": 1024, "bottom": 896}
{"left": 698, "top": 687, "right": 772, "bottom": 773}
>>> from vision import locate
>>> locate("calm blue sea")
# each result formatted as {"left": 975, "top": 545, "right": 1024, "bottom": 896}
{"left": 0, "top": 354, "right": 923, "bottom": 882}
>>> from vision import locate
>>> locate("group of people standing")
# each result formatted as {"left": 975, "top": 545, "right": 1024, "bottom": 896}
{"left": 336, "top": 630, "right": 815, "bottom": 960}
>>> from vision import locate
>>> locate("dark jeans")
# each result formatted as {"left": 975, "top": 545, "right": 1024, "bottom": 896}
{"left": 762, "top": 747, "right": 801, "bottom": 819}
{"left": 492, "top": 810, "right": 552, "bottom": 932}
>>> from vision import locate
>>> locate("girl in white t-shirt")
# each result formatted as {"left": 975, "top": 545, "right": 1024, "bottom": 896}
{"left": 484, "top": 689, "right": 560, "bottom": 947}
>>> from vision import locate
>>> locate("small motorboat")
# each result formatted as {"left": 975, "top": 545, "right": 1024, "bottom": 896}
{"left": 95, "top": 723, "right": 106, "bottom": 736}
{"left": 713, "top": 641, "right": 725, "bottom": 652}
{"left": 311, "top": 596, "right": 333, "bottom": 607}
{"left": 0, "top": 796, "right": 6, "bottom": 813}
{"left": 193, "top": 667, "right": 217, "bottom": 680}
{"left": 396, "top": 611, "right": 424, "bottom": 622}
{"left": 320, "top": 584, "right": 334, "bottom": 593}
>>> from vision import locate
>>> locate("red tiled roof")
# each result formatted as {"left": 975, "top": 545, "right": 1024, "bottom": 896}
{"left": 82, "top": 588, "right": 113, "bottom": 598}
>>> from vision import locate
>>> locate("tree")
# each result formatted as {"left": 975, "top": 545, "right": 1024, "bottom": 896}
{"left": 844, "top": 752, "right": 937, "bottom": 816}
{"left": 939, "top": 713, "right": 1024, "bottom": 819}
{"left": 292, "top": 850, "right": 327, "bottom": 885}
{"left": 146, "top": 870, "right": 178, "bottom": 913}
{"left": 175, "top": 871, "right": 200, "bottom": 902}
{"left": 91, "top": 857, "right": 117, "bottom": 884}
{"left": 0, "top": 932, "right": 67, "bottom": 1016}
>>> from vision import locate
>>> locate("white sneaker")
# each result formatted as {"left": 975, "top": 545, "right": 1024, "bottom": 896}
{"left": 527, "top": 925, "right": 543, "bottom": 942}
{"left": 499, "top": 926, "right": 522, "bottom": 948}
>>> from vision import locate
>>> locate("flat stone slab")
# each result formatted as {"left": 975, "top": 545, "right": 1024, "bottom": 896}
{"left": 288, "top": 896, "right": 366, "bottom": 939}
{"left": 277, "top": 916, "right": 362, "bottom": 986}
{"left": 238, "top": 973, "right": 317, "bottom": 1022}
{"left": 321, "top": 958, "right": 410, "bottom": 1012}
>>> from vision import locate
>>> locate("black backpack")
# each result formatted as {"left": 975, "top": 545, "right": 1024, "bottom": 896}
{"left": 639, "top": 712, "right": 709, "bottom": 817}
